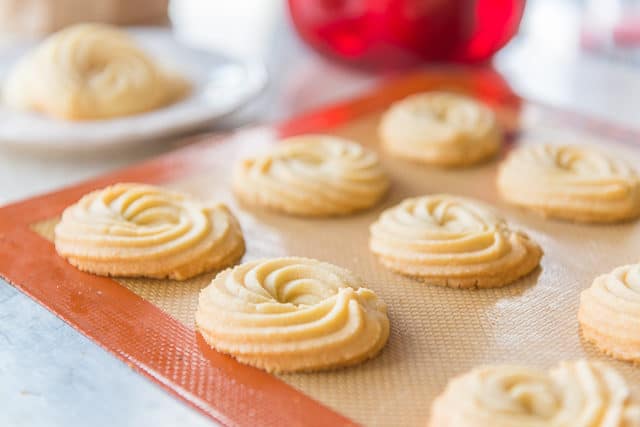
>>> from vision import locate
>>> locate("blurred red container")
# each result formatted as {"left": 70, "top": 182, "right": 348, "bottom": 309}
{"left": 288, "top": 0, "right": 526, "bottom": 68}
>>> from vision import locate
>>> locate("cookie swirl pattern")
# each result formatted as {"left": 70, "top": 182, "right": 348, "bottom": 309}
{"left": 195, "top": 257, "right": 390, "bottom": 373}
{"left": 498, "top": 144, "right": 640, "bottom": 223}
{"left": 233, "top": 134, "right": 389, "bottom": 216}
{"left": 54, "top": 183, "right": 245, "bottom": 280}
{"left": 369, "top": 195, "right": 542, "bottom": 288}
{"left": 3, "top": 23, "right": 189, "bottom": 120}
{"left": 429, "top": 359, "right": 640, "bottom": 427}
{"left": 579, "top": 263, "right": 640, "bottom": 362}
{"left": 379, "top": 91, "right": 502, "bottom": 166}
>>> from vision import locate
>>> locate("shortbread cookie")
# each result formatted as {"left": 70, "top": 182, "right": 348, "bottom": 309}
{"left": 54, "top": 183, "right": 244, "bottom": 280}
{"left": 579, "top": 263, "right": 640, "bottom": 362}
{"left": 3, "top": 23, "right": 189, "bottom": 120}
{"left": 498, "top": 144, "right": 640, "bottom": 223}
{"left": 429, "top": 359, "right": 640, "bottom": 427}
{"left": 233, "top": 134, "right": 389, "bottom": 217}
{"left": 379, "top": 91, "right": 502, "bottom": 167}
{"left": 195, "top": 257, "right": 389, "bottom": 373}
{"left": 369, "top": 194, "right": 542, "bottom": 288}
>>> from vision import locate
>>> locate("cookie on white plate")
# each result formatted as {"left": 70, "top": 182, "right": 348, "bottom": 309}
{"left": 3, "top": 23, "right": 189, "bottom": 120}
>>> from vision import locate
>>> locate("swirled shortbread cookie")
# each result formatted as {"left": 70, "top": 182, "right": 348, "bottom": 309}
{"left": 498, "top": 144, "right": 640, "bottom": 223}
{"left": 54, "top": 183, "right": 244, "bottom": 280}
{"left": 196, "top": 257, "right": 390, "bottom": 373}
{"left": 233, "top": 134, "right": 389, "bottom": 217}
{"left": 369, "top": 194, "right": 542, "bottom": 288}
{"left": 3, "top": 23, "right": 189, "bottom": 120}
{"left": 579, "top": 263, "right": 640, "bottom": 362}
{"left": 379, "top": 91, "right": 502, "bottom": 167}
{"left": 429, "top": 359, "right": 640, "bottom": 427}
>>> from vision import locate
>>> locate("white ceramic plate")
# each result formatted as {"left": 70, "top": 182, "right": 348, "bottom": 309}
{"left": 0, "top": 27, "right": 267, "bottom": 151}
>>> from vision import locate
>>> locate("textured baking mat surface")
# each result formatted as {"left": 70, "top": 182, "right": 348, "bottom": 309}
{"left": 33, "top": 108, "right": 640, "bottom": 427}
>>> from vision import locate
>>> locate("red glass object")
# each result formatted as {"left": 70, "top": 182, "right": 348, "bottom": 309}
{"left": 288, "top": 0, "right": 526, "bottom": 68}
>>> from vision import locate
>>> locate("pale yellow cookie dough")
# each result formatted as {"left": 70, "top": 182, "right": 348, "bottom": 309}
{"left": 379, "top": 91, "right": 502, "bottom": 167}
{"left": 429, "top": 359, "right": 640, "bottom": 427}
{"left": 3, "top": 23, "right": 189, "bottom": 120}
{"left": 195, "top": 257, "right": 390, "bottom": 373}
{"left": 498, "top": 144, "right": 640, "bottom": 223}
{"left": 579, "top": 263, "right": 640, "bottom": 363}
{"left": 54, "top": 183, "right": 244, "bottom": 280}
{"left": 369, "top": 194, "right": 542, "bottom": 288}
{"left": 233, "top": 134, "right": 389, "bottom": 217}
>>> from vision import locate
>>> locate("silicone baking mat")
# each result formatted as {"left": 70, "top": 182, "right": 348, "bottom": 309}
{"left": 2, "top": 69, "right": 640, "bottom": 427}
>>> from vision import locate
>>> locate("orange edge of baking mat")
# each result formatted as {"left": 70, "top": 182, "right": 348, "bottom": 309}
{"left": 0, "top": 67, "right": 637, "bottom": 427}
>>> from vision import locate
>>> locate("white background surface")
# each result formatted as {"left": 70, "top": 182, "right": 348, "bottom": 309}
{"left": 1, "top": 0, "right": 640, "bottom": 426}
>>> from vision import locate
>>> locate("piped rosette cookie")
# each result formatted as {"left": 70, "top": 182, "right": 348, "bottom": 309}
{"left": 579, "top": 263, "right": 640, "bottom": 362}
{"left": 369, "top": 195, "right": 542, "bottom": 288}
{"left": 232, "top": 134, "right": 389, "bottom": 217}
{"left": 54, "top": 183, "right": 245, "bottom": 280}
{"left": 3, "top": 23, "right": 190, "bottom": 120}
{"left": 429, "top": 359, "right": 640, "bottom": 427}
{"left": 378, "top": 91, "right": 502, "bottom": 167}
{"left": 498, "top": 144, "right": 640, "bottom": 223}
{"left": 195, "top": 257, "right": 390, "bottom": 373}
